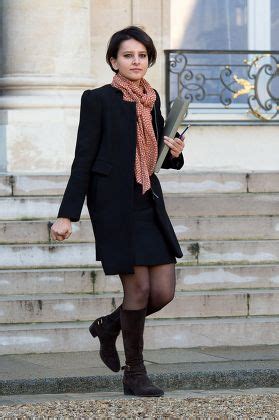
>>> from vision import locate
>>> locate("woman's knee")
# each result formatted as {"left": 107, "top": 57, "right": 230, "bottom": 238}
{"left": 133, "top": 281, "right": 150, "bottom": 306}
{"left": 166, "top": 288, "right": 175, "bottom": 304}
{"left": 151, "top": 288, "right": 175, "bottom": 309}
{"left": 120, "top": 266, "right": 150, "bottom": 307}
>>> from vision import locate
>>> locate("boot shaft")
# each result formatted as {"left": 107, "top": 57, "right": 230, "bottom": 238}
{"left": 120, "top": 307, "right": 147, "bottom": 367}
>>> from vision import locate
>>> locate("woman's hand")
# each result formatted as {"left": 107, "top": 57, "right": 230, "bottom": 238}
{"left": 50, "top": 218, "right": 72, "bottom": 241}
{"left": 163, "top": 134, "right": 185, "bottom": 158}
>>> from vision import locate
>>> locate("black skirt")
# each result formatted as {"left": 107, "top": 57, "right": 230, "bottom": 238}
{"left": 132, "top": 177, "right": 177, "bottom": 266}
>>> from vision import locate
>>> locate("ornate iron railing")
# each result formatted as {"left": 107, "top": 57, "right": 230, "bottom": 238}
{"left": 165, "top": 50, "right": 279, "bottom": 125}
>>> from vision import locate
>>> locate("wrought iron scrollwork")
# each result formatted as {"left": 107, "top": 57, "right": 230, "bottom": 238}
{"left": 166, "top": 50, "right": 279, "bottom": 122}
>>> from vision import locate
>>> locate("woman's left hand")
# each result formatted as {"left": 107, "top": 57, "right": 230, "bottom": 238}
{"left": 163, "top": 134, "right": 185, "bottom": 158}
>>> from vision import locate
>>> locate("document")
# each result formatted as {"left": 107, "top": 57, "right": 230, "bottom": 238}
{"left": 154, "top": 97, "right": 189, "bottom": 173}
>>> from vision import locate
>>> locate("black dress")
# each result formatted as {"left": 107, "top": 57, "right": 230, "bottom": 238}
{"left": 132, "top": 176, "right": 177, "bottom": 266}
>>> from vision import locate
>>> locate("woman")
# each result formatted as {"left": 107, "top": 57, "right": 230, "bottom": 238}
{"left": 51, "top": 26, "right": 185, "bottom": 397}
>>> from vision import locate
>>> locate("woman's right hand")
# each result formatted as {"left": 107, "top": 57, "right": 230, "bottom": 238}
{"left": 50, "top": 218, "right": 72, "bottom": 241}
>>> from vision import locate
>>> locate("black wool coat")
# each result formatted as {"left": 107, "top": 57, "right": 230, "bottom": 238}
{"left": 58, "top": 84, "right": 184, "bottom": 275}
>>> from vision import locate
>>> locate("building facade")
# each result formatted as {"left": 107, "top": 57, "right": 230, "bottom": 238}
{"left": 0, "top": 0, "right": 278, "bottom": 173}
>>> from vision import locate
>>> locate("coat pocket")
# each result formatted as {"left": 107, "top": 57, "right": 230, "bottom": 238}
{"left": 91, "top": 159, "right": 113, "bottom": 176}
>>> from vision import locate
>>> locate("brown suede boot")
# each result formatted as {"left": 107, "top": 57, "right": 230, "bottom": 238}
{"left": 89, "top": 306, "right": 121, "bottom": 372}
{"left": 89, "top": 304, "right": 162, "bottom": 373}
{"left": 120, "top": 307, "right": 164, "bottom": 397}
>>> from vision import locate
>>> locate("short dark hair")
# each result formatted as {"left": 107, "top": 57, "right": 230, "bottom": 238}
{"left": 106, "top": 26, "right": 157, "bottom": 73}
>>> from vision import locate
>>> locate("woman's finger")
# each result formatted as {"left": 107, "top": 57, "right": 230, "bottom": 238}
{"left": 164, "top": 137, "right": 184, "bottom": 154}
{"left": 170, "top": 150, "right": 180, "bottom": 158}
{"left": 164, "top": 137, "right": 184, "bottom": 149}
{"left": 64, "top": 230, "right": 72, "bottom": 239}
{"left": 50, "top": 229, "right": 58, "bottom": 241}
{"left": 174, "top": 137, "right": 184, "bottom": 145}
{"left": 164, "top": 136, "right": 184, "bottom": 145}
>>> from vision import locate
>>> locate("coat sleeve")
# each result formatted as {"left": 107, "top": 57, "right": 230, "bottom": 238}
{"left": 57, "top": 89, "right": 102, "bottom": 222}
{"left": 155, "top": 90, "right": 184, "bottom": 170}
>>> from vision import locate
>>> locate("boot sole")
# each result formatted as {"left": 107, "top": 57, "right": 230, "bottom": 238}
{"left": 123, "top": 385, "right": 164, "bottom": 397}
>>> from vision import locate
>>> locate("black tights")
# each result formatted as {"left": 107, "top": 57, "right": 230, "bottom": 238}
{"left": 119, "top": 263, "right": 176, "bottom": 314}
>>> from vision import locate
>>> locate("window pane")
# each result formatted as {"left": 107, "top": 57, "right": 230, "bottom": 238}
{"left": 171, "top": 0, "right": 248, "bottom": 50}
{"left": 271, "top": 0, "right": 279, "bottom": 49}
{"left": 170, "top": 0, "right": 249, "bottom": 105}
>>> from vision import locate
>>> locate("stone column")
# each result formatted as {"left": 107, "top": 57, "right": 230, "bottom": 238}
{"left": 90, "top": 0, "right": 132, "bottom": 85}
{"left": 132, "top": 0, "right": 171, "bottom": 115}
{"left": 90, "top": 0, "right": 170, "bottom": 114}
{"left": 0, "top": 0, "right": 94, "bottom": 172}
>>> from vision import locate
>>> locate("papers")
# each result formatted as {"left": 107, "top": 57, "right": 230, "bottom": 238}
{"left": 154, "top": 97, "right": 189, "bottom": 173}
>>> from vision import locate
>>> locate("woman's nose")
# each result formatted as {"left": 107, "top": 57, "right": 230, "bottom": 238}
{"left": 132, "top": 55, "right": 140, "bottom": 64}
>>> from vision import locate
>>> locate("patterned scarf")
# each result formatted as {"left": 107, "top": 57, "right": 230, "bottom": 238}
{"left": 111, "top": 73, "right": 158, "bottom": 194}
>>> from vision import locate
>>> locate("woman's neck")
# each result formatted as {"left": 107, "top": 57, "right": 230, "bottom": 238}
{"left": 119, "top": 73, "right": 142, "bottom": 87}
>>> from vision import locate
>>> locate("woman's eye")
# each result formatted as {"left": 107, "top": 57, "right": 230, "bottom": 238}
{"left": 124, "top": 54, "right": 147, "bottom": 58}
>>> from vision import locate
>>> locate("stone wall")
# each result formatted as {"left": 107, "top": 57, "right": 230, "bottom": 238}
{"left": 0, "top": 0, "right": 278, "bottom": 172}
{"left": 0, "top": 0, "right": 171, "bottom": 172}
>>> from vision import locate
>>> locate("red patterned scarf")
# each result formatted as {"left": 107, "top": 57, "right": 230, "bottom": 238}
{"left": 111, "top": 73, "right": 158, "bottom": 194}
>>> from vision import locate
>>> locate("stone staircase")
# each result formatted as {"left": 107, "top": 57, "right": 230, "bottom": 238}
{"left": 0, "top": 171, "right": 279, "bottom": 355}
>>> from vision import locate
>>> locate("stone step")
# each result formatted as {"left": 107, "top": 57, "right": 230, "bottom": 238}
{"left": 166, "top": 193, "right": 279, "bottom": 218}
{"left": 0, "top": 196, "right": 76, "bottom": 221}
{"left": 0, "top": 175, "right": 12, "bottom": 197}
{"left": 2, "top": 193, "right": 279, "bottom": 221}
{"left": 0, "top": 316, "right": 278, "bottom": 355}
{"left": 1, "top": 240, "right": 279, "bottom": 269}
{"left": 0, "top": 290, "right": 278, "bottom": 324}
{"left": 0, "top": 172, "right": 249, "bottom": 196}
{"left": 0, "top": 293, "right": 120, "bottom": 324}
{"left": 174, "top": 215, "right": 279, "bottom": 241}
{"left": 1, "top": 265, "right": 279, "bottom": 296}
{"left": 2, "top": 215, "right": 279, "bottom": 244}
{"left": 189, "top": 239, "right": 279, "bottom": 265}
{"left": 1, "top": 171, "right": 279, "bottom": 196}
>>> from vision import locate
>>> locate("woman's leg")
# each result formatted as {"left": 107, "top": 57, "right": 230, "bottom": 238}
{"left": 120, "top": 265, "right": 163, "bottom": 397}
{"left": 147, "top": 263, "right": 176, "bottom": 315}
{"left": 89, "top": 263, "right": 176, "bottom": 375}
{"left": 88, "top": 265, "right": 150, "bottom": 372}
{"left": 119, "top": 265, "right": 150, "bottom": 310}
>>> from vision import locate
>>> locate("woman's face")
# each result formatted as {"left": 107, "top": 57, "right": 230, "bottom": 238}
{"left": 110, "top": 38, "right": 149, "bottom": 84}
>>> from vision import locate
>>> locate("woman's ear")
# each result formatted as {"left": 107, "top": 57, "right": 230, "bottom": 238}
{"left": 110, "top": 57, "right": 118, "bottom": 71}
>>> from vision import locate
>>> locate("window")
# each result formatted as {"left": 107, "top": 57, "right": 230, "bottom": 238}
{"left": 271, "top": 0, "right": 279, "bottom": 49}
{"left": 168, "top": 0, "right": 279, "bottom": 123}
{"left": 171, "top": 0, "right": 248, "bottom": 50}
